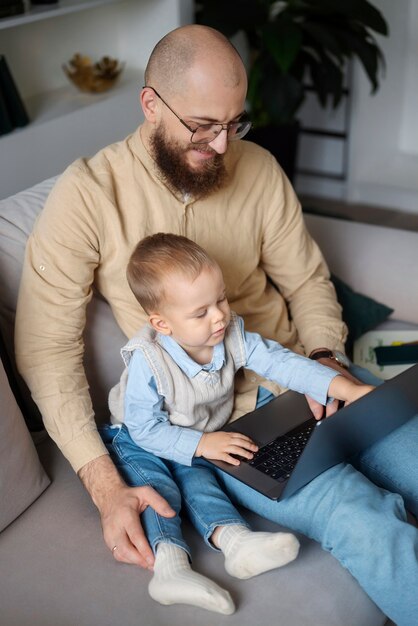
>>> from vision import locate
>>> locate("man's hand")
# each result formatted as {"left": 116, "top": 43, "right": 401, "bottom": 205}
{"left": 78, "top": 455, "right": 175, "bottom": 569}
{"left": 195, "top": 431, "right": 258, "bottom": 465}
{"left": 306, "top": 355, "right": 361, "bottom": 420}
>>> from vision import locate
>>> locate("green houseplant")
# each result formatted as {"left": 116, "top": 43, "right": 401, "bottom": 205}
{"left": 195, "top": 0, "right": 388, "bottom": 179}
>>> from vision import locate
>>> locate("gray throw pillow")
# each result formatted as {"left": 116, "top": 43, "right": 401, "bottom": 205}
{"left": 0, "top": 359, "right": 50, "bottom": 532}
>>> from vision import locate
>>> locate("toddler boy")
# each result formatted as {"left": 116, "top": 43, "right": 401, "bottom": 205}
{"left": 108, "top": 233, "right": 374, "bottom": 614}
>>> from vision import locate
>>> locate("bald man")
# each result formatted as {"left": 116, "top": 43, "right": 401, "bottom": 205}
{"left": 15, "top": 25, "right": 418, "bottom": 624}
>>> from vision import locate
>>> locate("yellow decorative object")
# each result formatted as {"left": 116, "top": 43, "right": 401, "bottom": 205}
{"left": 63, "top": 54, "right": 124, "bottom": 93}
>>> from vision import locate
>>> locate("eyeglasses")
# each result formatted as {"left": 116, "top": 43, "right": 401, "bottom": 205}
{"left": 145, "top": 86, "right": 252, "bottom": 144}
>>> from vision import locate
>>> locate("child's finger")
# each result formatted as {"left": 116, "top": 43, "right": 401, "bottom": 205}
{"left": 228, "top": 433, "right": 258, "bottom": 450}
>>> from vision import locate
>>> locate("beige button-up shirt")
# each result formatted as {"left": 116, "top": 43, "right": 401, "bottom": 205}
{"left": 15, "top": 127, "right": 346, "bottom": 472}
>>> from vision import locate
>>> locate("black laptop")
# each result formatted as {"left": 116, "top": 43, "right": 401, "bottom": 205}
{"left": 208, "top": 363, "right": 418, "bottom": 500}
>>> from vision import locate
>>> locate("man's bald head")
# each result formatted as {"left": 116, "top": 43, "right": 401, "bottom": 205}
{"left": 144, "top": 25, "right": 246, "bottom": 97}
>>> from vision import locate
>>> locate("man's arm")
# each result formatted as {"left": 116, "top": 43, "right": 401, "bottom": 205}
{"left": 15, "top": 172, "right": 105, "bottom": 469}
{"left": 15, "top": 171, "right": 173, "bottom": 567}
{"left": 260, "top": 167, "right": 347, "bottom": 358}
{"left": 258, "top": 167, "right": 352, "bottom": 416}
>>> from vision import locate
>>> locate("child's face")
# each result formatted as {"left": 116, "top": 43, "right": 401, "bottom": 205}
{"left": 151, "top": 264, "right": 231, "bottom": 362}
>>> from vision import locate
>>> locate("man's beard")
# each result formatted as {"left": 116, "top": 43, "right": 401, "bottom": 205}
{"left": 150, "top": 126, "right": 227, "bottom": 198}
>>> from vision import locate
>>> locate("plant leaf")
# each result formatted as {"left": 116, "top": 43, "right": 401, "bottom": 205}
{"left": 195, "top": 0, "right": 268, "bottom": 37}
{"left": 263, "top": 15, "right": 302, "bottom": 74}
{"left": 338, "top": 27, "right": 383, "bottom": 92}
{"left": 299, "top": 0, "right": 388, "bottom": 36}
{"left": 197, "top": 0, "right": 388, "bottom": 123}
{"left": 253, "top": 55, "right": 305, "bottom": 125}
{"left": 300, "top": 22, "right": 345, "bottom": 65}
{"left": 312, "top": 54, "right": 345, "bottom": 107}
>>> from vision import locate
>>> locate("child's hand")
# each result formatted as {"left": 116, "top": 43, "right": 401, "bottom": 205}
{"left": 343, "top": 382, "right": 375, "bottom": 405}
{"left": 195, "top": 432, "right": 258, "bottom": 465}
{"left": 328, "top": 375, "right": 375, "bottom": 407}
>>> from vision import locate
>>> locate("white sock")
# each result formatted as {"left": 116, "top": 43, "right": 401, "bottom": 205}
{"left": 148, "top": 543, "right": 235, "bottom": 615}
{"left": 216, "top": 524, "right": 300, "bottom": 580}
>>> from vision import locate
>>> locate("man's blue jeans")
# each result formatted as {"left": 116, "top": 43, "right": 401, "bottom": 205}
{"left": 102, "top": 364, "right": 418, "bottom": 626}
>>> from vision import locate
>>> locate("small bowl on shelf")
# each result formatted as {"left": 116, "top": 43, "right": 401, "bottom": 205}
{"left": 63, "top": 54, "right": 124, "bottom": 94}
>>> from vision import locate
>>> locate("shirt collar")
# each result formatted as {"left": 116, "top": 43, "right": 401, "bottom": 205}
{"left": 158, "top": 334, "right": 226, "bottom": 377}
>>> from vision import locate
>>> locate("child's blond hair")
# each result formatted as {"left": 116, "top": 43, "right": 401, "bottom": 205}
{"left": 127, "top": 233, "right": 217, "bottom": 313}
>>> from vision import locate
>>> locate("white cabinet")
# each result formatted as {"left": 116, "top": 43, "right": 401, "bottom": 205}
{"left": 0, "top": 0, "right": 193, "bottom": 198}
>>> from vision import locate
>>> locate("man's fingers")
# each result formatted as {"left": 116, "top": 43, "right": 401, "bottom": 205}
{"left": 111, "top": 532, "right": 153, "bottom": 569}
{"left": 126, "top": 525, "right": 156, "bottom": 569}
{"left": 137, "top": 485, "right": 176, "bottom": 518}
{"left": 104, "top": 513, "right": 153, "bottom": 569}
{"left": 114, "top": 486, "right": 175, "bottom": 568}
{"left": 102, "top": 485, "right": 174, "bottom": 570}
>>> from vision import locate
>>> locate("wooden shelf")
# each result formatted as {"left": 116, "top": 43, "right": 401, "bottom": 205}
{"left": 0, "top": 68, "right": 140, "bottom": 138}
{"left": 0, "top": 0, "right": 126, "bottom": 30}
{"left": 32, "top": 70, "right": 138, "bottom": 126}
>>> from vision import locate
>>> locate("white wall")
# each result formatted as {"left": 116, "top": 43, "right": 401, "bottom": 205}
{"left": 346, "top": 0, "right": 418, "bottom": 214}
{"left": 295, "top": 0, "right": 418, "bottom": 215}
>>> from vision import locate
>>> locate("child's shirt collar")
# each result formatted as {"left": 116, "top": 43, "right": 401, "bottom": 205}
{"left": 158, "top": 334, "right": 226, "bottom": 378}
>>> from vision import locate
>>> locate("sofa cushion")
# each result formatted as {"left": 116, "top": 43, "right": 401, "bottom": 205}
{"left": 331, "top": 274, "right": 394, "bottom": 353}
{"left": 0, "top": 356, "right": 50, "bottom": 532}
{"left": 0, "top": 436, "right": 386, "bottom": 626}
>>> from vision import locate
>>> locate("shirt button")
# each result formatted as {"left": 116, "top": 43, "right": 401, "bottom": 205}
{"left": 39, "top": 265, "right": 46, "bottom": 271}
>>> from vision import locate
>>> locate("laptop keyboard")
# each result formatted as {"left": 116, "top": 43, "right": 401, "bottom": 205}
{"left": 246, "top": 419, "right": 316, "bottom": 483}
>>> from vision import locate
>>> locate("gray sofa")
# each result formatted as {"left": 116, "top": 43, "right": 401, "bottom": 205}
{"left": 1, "top": 177, "right": 417, "bottom": 626}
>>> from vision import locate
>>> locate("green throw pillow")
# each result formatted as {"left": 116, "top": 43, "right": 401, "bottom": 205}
{"left": 331, "top": 274, "right": 394, "bottom": 351}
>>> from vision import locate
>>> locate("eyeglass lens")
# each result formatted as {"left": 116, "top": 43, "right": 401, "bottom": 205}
{"left": 192, "top": 120, "right": 251, "bottom": 144}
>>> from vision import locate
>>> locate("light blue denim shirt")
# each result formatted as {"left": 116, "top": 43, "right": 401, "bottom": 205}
{"left": 124, "top": 316, "right": 339, "bottom": 465}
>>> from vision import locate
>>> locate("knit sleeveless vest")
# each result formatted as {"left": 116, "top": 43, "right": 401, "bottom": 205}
{"left": 109, "top": 311, "right": 247, "bottom": 432}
